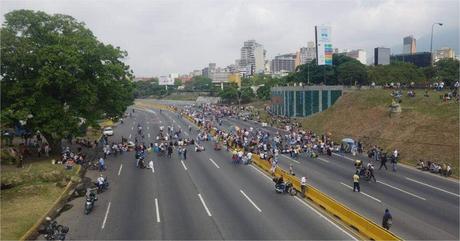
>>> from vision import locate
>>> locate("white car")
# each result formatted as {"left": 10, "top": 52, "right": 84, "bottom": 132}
{"left": 103, "top": 127, "right": 114, "bottom": 136}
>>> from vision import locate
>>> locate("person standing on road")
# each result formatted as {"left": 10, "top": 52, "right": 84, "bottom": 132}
{"left": 391, "top": 149, "right": 398, "bottom": 172}
{"left": 353, "top": 171, "right": 360, "bottom": 192}
{"left": 382, "top": 209, "right": 393, "bottom": 230}
{"left": 300, "top": 176, "right": 307, "bottom": 197}
{"left": 379, "top": 153, "right": 388, "bottom": 170}
{"left": 167, "top": 145, "right": 173, "bottom": 158}
{"left": 183, "top": 147, "right": 187, "bottom": 160}
{"left": 98, "top": 157, "right": 105, "bottom": 171}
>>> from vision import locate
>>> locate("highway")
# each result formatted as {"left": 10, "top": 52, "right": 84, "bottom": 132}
{"left": 220, "top": 115, "right": 460, "bottom": 240}
{"left": 51, "top": 106, "right": 359, "bottom": 240}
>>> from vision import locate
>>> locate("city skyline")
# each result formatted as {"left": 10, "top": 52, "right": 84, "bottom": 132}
{"left": 1, "top": 0, "right": 459, "bottom": 77}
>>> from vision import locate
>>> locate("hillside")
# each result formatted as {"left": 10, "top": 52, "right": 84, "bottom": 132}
{"left": 295, "top": 89, "right": 459, "bottom": 176}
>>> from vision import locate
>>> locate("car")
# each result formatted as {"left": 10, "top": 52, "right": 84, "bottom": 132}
{"left": 103, "top": 127, "right": 114, "bottom": 136}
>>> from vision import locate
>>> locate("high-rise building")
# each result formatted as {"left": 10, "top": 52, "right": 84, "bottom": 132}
{"left": 346, "top": 49, "right": 367, "bottom": 65}
{"left": 403, "top": 35, "right": 416, "bottom": 54}
{"left": 434, "top": 47, "right": 455, "bottom": 62}
{"left": 374, "top": 47, "right": 391, "bottom": 65}
{"left": 239, "top": 40, "right": 265, "bottom": 75}
{"left": 271, "top": 53, "right": 296, "bottom": 73}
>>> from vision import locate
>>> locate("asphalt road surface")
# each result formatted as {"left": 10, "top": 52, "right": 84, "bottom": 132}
{"left": 51, "top": 107, "right": 359, "bottom": 240}
{"left": 219, "top": 115, "right": 460, "bottom": 240}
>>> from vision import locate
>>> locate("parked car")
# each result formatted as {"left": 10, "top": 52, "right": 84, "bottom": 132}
{"left": 103, "top": 127, "right": 114, "bottom": 136}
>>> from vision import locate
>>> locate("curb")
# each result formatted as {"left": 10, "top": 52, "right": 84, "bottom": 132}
{"left": 19, "top": 165, "right": 84, "bottom": 241}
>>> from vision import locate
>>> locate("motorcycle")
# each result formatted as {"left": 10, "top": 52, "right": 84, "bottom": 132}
{"left": 84, "top": 190, "right": 98, "bottom": 215}
{"left": 40, "top": 218, "right": 69, "bottom": 241}
{"left": 94, "top": 177, "right": 109, "bottom": 193}
{"left": 275, "top": 182, "right": 297, "bottom": 196}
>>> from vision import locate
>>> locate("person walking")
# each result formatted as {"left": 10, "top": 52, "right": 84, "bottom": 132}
{"left": 300, "top": 176, "right": 307, "bottom": 197}
{"left": 353, "top": 171, "right": 360, "bottom": 192}
{"left": 167, "top": 145, "right": 173, "bottom": 158}
{"left": 382, "top": 209, "right": 393, "bottom": 230}
{"left": 379, "top": 153, "right": 388, "bottom": 170}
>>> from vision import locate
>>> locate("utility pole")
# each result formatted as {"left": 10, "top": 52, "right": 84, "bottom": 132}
{"left": 430, "top": 22, "right": 443, "bottom": 64}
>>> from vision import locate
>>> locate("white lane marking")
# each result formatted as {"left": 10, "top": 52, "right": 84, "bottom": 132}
{"left": 151, "top": 164, "right": 155, "bottom": 173}
{"left": 147, "top": 126, "right": 150, "bottom": 130}
{"left": 332, "top": 152, "right": 354, "bottom": 161}
{"left": 340, "top": 182, "right": 381, "bottom": 203}
{"left": 101, "top": 202, "right": 111, "bottom": 229}
{"left": 250, "top": 165, "right": 272, "bottom": 181}
{"left": 377, "top": 180, "right": 426, "bottom": 200}
{"left": 406, "top": 177, "right": 460, "bottom": 198}
{"left": 184, "top": 131, "right": 189, "bottom": 136}
{"left": 294, "top": 197, "right": 358, "bottom": 241}
{"left": 129, "top": 134, "right": 132, "bottom": 139}
{"left": 154, "top": 198, "right": 160, "bottom": 223}
{"left": 198, "top": 194, "right": 212, "bottom": 216}
{"left": 131, "top": 126, "right": 134, "bottom": 130}
{"left": 317, "top": 157, "right": 330, "bottom": 163}
{"left": 209, "top": 158, "right": 220, "bottom": 169}
{"left": 283, "top": 155, "right": 300, "bottom": 163}
{"left": 240, "top": 190, "right": 262, "bottom": 212}
{"left": 181, "top": 160, "right": 188, "bottom": 171}
{"left": 118, "top": 164, "right": 123, "bottom": 176}
{"left": 148, "top": 133, "right": 151, "bottom": 138}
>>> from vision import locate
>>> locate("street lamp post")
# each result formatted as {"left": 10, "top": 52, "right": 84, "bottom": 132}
{"left": 430, "top": 22, "right": 443, "bottom": 64}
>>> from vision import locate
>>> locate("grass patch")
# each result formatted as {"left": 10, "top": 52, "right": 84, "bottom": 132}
{"left": 1, "top": 160, "right": 79, "bottom": 240}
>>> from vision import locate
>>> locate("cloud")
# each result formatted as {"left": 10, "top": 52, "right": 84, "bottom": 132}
{"left": 1, "top": 0, "right": 458, "bottom": 75}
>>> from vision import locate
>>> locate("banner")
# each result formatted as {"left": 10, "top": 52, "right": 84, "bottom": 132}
{"left": 158, "top": 76, "right": 174, "bottom": 85}
{"left": 315, "top": 25, "right": 333, "bottom": 66}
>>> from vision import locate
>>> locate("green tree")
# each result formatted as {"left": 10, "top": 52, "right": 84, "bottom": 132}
{"left": 184, "top": 76, "right": 212, "bottom": 91}
{"left": 1, "top": 10, "right": 134, "bottom": 152}
{"left": 218, "top": 84, "right": 238, "bottom": 103}
{"left": 240, "top": 87, "right": 254, "bottom": 103}
{"left": 256, "top": 85, "right": 271, "bottom": 100}
{"left": 337, "top": 60, "right": 368, "bottom": 85}
{"left": 434, "top": 58, "right": 459, "bottom": 85}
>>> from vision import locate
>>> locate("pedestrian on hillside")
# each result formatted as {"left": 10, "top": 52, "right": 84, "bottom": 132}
{"left": 382, "top": 209, "right": 393, "bottom": 230}
{"left": 353, "top": 171, "right": 360, "bottom": 192}
{"left": 379, "top": 153, "right": 388, "bottom": 170}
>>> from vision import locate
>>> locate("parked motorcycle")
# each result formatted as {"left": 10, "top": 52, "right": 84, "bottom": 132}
{"left": 275, "top": 182, "right": 297, "bottom": 196}
{"left": 40, "top": 217, "right": 69, "bottom": 241}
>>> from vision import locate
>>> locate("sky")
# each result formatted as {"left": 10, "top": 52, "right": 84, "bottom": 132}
{"left": 1, "top": 0, "right": 459, "bottom": 77}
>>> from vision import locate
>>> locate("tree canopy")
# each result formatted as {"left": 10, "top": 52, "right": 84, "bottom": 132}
{"left": 1, "top": 10, "right": 134, "bottom": 150}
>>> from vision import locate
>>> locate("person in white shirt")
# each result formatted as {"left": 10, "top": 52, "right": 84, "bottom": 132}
{"left": 300, "top": 176, "right": 307, "bottom": 197}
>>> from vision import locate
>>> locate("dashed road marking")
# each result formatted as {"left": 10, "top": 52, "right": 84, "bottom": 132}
{"left": 377, "top": 180, "right": 426, "bottom": 200}
{"left": 154, "top": 198, "right": 160, "bottom": 223}
{"left": 317, "top": 157, "right": 330, "bottom": 163}
{"left": 118, "top": 164, "right": 123, "bottom": 176}
{"left": 240, "top": 190, "right": 262, "bottom": 212}
{"left": 209, "top": 158, "right": 220, "bottom": 169}
{"left": 181, "top": 160, "right": 188, "bottom": 171}
{"left": 405, "top": 177, "right": 460, "bottom": 197}
{"left": 101, "top": 202, "right": 111, "bottom": 229}
{"left": 198, "top": 194, "right": 212, "bottom": 216}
